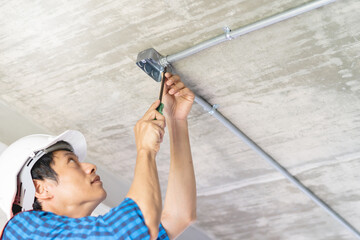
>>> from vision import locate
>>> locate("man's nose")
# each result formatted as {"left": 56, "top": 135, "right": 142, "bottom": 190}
{"left": 81, "top": 162, "right": 97, "bottom": 174}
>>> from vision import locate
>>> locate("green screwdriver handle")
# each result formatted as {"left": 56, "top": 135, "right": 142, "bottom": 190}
{"left": 156, "top": 103, "right": 164, "bottom": 115}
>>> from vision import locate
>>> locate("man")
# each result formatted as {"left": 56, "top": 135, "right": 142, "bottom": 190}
{"left": 0, "top": 73, "right": 196, "bottom": 240}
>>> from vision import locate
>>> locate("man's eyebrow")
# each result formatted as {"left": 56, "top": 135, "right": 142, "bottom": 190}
{"left": 52, "top": 151, "right": 77, "bottom": 163}
{"left": 64, "top": 152, "right": 77, "bottom": 157}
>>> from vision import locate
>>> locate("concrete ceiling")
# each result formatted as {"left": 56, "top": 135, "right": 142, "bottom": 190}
{"left": 1, "top": 0, "right": 360, "bottom": 239}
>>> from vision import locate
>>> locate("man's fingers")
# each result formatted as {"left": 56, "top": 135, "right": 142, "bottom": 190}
{"left": 168, "top": 81, "right": 185, "bottom": 95}
{"left": 143, "top": 100, "right": 161, "bottom": 119}
{"left": 165, "top": 74, "right": 181, "bottom": 86}
{"left": 152, "top": 119, "right": 166, "bottom": 129}
{"left": 164, "top": 73, "right": 182, "bottom": 97}
{"left": 144, "top": 109, "right": 166, "bottom": 122}
{"left": 145, "top": 100, "right": 160, "bottom": 114}
{"left": 152, "top": 123, "right": 165, "bottom": 143}
{"left": 165, "top": 72, "right": 172, "bottom": 79}
{"left": 174, "top": 87, "right": 195, "bottom": 98}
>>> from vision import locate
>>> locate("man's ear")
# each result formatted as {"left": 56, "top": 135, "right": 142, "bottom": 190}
{"left": 33, "top": 179, "right": 54, "bottom": 200}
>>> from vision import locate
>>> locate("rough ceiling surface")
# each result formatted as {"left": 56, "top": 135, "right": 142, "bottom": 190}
{"left": 1, "top": 0, "right": 360, "bottom": 239}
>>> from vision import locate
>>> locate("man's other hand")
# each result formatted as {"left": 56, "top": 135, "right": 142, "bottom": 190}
{"left": 162, "top": 73, "right": 195, "bottom": 121}
{"left": 134, "top": 100, "right": 166, "bottom": 154}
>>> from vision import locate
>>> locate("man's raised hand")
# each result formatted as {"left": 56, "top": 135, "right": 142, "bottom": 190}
{"left": 162, "top": 73, "right": 195, "bottom": 121}
{"left": 134, "top": 100, "right": 166, "bottom": 154}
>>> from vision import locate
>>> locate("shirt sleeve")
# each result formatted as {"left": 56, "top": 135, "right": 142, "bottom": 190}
{"left": 102, "top": 198, "right": 169, "bottom": 240}
{"left": 158, "top": 223, "right": 169, "bottom": 240}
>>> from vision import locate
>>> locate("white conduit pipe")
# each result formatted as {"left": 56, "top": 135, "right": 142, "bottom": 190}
{"left": 195, "top": 96, "right": 360, "bottom": 238}
{"left": 162, "top": 0, "right": 336, "bottom": 64}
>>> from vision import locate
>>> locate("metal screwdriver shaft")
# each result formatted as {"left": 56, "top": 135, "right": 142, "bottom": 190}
{"left": 156, "top": 67, "right": 167, "bottom": 115}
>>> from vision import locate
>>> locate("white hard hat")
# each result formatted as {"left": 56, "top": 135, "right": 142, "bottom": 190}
{"left": 0, "top": 130, "right": 86, "bottom": 220}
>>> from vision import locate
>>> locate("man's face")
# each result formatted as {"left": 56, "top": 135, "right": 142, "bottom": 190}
{"left": 48, "top": 150, "right": 107, "bottom": 214}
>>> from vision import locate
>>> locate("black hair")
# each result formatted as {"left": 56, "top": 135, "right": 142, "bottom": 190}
{"left": 30, "top": 151, "right": 59, "bottom": 211}
{"left": 30, "top": 140, "right": 73, "bottom": 211}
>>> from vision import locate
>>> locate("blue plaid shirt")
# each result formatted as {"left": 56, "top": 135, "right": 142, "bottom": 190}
{"left": 1, "top": 198, "right": 169, "bottom": 240}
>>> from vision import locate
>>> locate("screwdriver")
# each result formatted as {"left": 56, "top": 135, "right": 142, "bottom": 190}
{"left": 156, "top": 67, "right": 167, "bottom": 115}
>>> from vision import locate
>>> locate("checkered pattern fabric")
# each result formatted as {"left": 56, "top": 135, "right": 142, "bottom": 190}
{"left": 1, "top": 198, "right": 169, "bottom": 240}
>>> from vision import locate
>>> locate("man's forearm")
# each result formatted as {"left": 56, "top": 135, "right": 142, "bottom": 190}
{"left": 162, "top": 119, "right": 196, "bottom": 232}
{"left": 126, "top": 150, "right": 162, "bottom": 239}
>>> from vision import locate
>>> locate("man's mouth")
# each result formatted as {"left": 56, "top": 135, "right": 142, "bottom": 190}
{"left": 91, "top": 175, "right": 101, "bottom": 184}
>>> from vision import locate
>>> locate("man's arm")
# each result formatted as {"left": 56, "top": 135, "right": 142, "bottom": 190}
{"left": 161, "top": 73, "right": 197, "bottom": 239}
{"left": 162, "top": 119, "right": 196, "bottom": 239}
{"left": 126, "top": 100, "right": 166, "bottom": 240}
